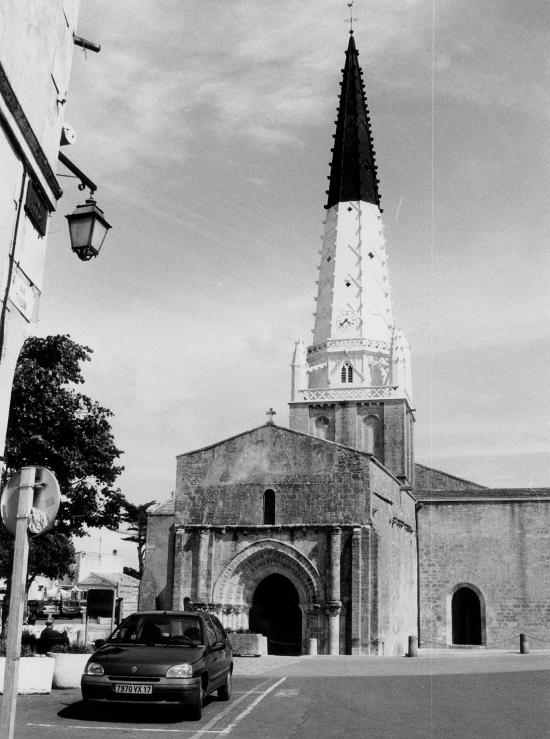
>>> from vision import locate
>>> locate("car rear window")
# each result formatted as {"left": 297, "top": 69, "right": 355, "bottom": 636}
{"left": 109, "top": 615, "right": 204, "bottom": 646}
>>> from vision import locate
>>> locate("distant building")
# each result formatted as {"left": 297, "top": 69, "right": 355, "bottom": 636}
{"left": 75, "top": 549, "right": 123, "bottom": 583}
{"left": 0, "top": 1, "right": 81, "bottom": 466}
{"left": 140, "top": 33, "right": 550, "bottom": 654}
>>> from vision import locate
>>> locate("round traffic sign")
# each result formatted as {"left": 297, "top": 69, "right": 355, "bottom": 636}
{"left": 0, "top": 466, "right": 60, "bottom": 536}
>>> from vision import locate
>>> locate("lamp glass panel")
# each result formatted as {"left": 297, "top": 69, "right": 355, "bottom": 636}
{"left": 91, "top": 218, "right": 109, "bottom": 253}
{"left": 69, "top": 214, "right": 94, "bottom": 249}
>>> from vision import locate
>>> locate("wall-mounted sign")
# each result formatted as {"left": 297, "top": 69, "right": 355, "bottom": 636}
{"left": 24, "top": 180, "right": 49, "bottom": 236}
{"left": 9, "top": 267, "right": 36, "bottom": 322}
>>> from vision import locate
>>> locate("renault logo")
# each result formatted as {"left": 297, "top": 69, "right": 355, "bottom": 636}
{"left": 131, "top": 666, "right": 137, "bottom": 673}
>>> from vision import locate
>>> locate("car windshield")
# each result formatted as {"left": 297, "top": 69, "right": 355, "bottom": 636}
{"left": 108, "top": 614, "right": 204, "bottom": 646}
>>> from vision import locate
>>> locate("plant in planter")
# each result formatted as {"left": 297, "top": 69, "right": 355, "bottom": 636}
{"left": 0, "top": 639, "right": 55, "bottom": 695}
{"left": 47, "top": 643, "right": 95, "bottom": 689}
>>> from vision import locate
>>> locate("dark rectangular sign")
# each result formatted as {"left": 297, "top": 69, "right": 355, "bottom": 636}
{"left": 24, "top": 180, "right": 48, "bottom": 236}
{"left": 87, "top": 588, "right": 114, "bottom": 618}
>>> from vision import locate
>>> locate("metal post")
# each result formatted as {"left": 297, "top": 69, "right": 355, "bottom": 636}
{"left": 407, "top": 635, "right": 418, "bottom": 657}
{"left": 520, "top": 633, "right": 529, "bottom": 654}
{"left": 0, "top": 466, "right": 34, "bottom": 739}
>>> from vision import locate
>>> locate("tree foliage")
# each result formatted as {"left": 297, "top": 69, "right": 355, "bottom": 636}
{"left": 1, "top": 335, "right": 125, "bottom": 588}
{"left": 121, "top": 500, "right": 157, "bottom": 579}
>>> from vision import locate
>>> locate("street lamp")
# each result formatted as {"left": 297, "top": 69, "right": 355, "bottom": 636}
{"left": 66, "top": 195, "right": 111, "bottom": 261}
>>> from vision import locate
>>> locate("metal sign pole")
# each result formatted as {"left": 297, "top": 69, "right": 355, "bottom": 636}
{"left": 0, "top": 466, "right": 34, "bottom": 739}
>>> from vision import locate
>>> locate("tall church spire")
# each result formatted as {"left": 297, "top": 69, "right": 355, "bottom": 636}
{"left": 326, "top": 33, "right": 381, "bottom": 210}
{"left": 289, "top": 32, "right": 414, "bottom": 485}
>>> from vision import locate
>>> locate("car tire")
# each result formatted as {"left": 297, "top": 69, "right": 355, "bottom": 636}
{"left": 190, "top": 682, "right": 203, "bottom": 721}
{"left": 218, "top": 670, "right": 232, "bottom": 701}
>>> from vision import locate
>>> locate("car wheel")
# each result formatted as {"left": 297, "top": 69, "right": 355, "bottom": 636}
{"left": 190, "top": 681, "right": 203, "bottom": 720}
{"left": 218, "top": 669, "right": 232, "bottom": 701}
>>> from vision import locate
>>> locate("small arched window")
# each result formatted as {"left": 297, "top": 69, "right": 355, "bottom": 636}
{"left": 341, "top": 362, "right": 353, "bottom": 383}
{"left": 263, "top": 489, "right": 275, "bottom": 525}
{"left": 314, "top": 415, "right": 330, "bottom": 439}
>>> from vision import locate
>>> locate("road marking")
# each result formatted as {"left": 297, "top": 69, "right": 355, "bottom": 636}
{"left": 274, "top": 688, "right": 299, "bottom": 697}
{"left": 27, "top": 724, "right": 222, "bottom": 734}
{"left": 187, "top": 679, "right": 274, "bottom": 739}
{"left": 219, "top": 677, "right": 287, "bottom": 735}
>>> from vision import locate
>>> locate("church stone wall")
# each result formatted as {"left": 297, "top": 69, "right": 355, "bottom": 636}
{"left": 418, "top": 498, "right": 550, "bottom": 648}
{"left": 174, "top": 426, "right": 373, "bottom": 526}
{"left": 139, "top": 510, "right": 175, "bottom": 611}
{"left": 368, "top": 467, "right": 417, "bottom": 655}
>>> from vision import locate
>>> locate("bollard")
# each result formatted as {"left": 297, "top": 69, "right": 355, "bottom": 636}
{"left": 520, "top": 633, "right": 529, "bottom": 654}
{"left": 308, "top": 637, "right": 318, "bottom": 656}
{"left": 407, "top": 635, "right": 418, "bottom": 657}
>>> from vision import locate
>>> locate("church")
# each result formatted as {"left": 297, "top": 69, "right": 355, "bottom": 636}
{"left": 139, "top": 32, "right": 550, "bottom": 655}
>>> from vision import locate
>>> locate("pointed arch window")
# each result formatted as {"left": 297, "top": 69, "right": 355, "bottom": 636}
{"left": 263, "top": 489, "right": 275, "bottom": 525}
{"left": 341, "top": 362, "right": 353, "bottom": 383}
{"left": 314, "top": 415, "right": 330, "bottom": 440}
{"left": 362, "top": 415, "right": 379, "bottom": 455}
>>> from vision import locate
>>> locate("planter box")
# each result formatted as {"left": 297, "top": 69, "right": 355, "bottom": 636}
{"left": 47, "top": 652, "right": 91, "bottom": 689}
{"left": 0, "top": 656, "right": 54, "bottom": 694}
{"left": 229, "top": 633, "right": 268, "bottom": 657}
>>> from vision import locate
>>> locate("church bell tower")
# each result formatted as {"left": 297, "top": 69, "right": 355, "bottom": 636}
{"left": 289, "top": 32, "right": 414, "bottom": 486}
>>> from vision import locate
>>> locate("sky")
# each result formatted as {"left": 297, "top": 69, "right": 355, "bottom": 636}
{"left": 37, "top": 0, "right": 549, "bottom": 561}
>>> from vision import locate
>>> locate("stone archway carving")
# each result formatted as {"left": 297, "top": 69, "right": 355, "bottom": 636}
{"left": 212, "top": 539, "right": 325, "bottom": 609}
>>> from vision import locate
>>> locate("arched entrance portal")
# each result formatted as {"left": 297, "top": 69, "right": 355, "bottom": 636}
{"left": 249, "top": 574, "right": 302, "bottom": 655}
{"left": 452, "top": 586, "right": 482, "bottom": 645}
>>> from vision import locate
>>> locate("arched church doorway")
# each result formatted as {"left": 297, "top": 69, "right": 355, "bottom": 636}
{"left": 452, "top": 586, "right": 482, "bottom": 645}
{"left": 249, "top": 573, "right": 302, "bottom": 655}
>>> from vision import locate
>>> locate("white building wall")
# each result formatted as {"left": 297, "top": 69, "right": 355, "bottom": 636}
{"left": 0, "top": 1, "right": 81, "bottom": 461}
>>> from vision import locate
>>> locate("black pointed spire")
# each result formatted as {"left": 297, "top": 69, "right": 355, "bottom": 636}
{"left": 326, "top": 34, "right": 381, "bottom": 209}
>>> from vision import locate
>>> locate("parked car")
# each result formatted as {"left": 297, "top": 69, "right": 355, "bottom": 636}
{"left": 59, "top": 599, "right": 81, "bottom": 618}
{"left": 81, "top": 611, "right": 233, "bottom": 719}
{"left": 39, "top": 600, "right": 60, "bottom": 618}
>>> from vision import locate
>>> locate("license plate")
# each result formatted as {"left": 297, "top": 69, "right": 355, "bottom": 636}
{"left": 115, "top": 683, "right": 152, "bottom": 694}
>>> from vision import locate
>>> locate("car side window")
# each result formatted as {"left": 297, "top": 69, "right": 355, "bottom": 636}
{"left": 211, "top": 617, "right": 226, "bottom": 643}
{"left": 204, "top": 617, "right": 218, "bottom": 646}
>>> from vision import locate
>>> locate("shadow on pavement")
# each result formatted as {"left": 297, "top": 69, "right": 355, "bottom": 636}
{"left": 58, "top": 696, "right": 216, "bottom": 724}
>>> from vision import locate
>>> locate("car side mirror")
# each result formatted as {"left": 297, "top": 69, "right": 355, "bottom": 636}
{"left": 94, "top": 638, "right": 105, "bottom": 649}
{"left": 211, "top": 640, "right": 225, "bottom": 652}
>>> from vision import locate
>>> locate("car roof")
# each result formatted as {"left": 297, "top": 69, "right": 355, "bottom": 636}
{"left": 129, "top": 611, "right": 212, "bottom": 620}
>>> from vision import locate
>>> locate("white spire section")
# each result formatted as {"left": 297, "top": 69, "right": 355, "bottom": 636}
{"left": 290, "top": 339, "right": 308, "bottom": 402}
{"left": 292, "top": 199, "right": 412, "bottom": 404}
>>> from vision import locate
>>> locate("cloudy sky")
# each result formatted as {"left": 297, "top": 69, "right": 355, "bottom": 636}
{"left": 37, "top": 0, "right": 549, "bottom": 560}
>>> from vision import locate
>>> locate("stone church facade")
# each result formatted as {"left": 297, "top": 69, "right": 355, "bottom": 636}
{"left": 139, "top": 33, "right": 550, "bottom": 654}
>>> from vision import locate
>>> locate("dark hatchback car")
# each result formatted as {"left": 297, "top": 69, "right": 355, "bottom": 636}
{"left": 81, "top": 611, "right": 233, "bottom": 719}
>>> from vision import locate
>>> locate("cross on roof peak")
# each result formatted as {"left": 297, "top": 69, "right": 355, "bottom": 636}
{"left": 346, "top": 2, "right": 358, "bottom": 34}
{"left": 266, "top": 408, "right": 277, "bottom": 424}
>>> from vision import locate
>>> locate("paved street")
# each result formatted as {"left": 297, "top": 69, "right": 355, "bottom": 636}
{"left": 5, "top": 652, "right": 550, "bottom": 738}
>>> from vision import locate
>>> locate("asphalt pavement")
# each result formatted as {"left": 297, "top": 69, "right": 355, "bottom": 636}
{"left": 6, "top": 651, "right": 550, "bottom": 738}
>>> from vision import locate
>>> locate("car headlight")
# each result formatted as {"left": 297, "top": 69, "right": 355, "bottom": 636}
{"left": 85, "top": 662, "right": 104, "bottom": 675}
{"left": 166, "top": 663, "right": 193, "bottom": 678}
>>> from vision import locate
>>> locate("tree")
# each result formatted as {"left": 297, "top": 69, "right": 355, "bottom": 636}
{"left": 121, "top": 500, "right": 157, "bottom": 579}
{"left": 0, "top": 335, "right": 125, "bottom": 610}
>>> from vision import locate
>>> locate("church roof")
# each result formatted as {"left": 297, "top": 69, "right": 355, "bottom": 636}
{"left": 414, "top": 463, "right": 487, "bottom": 492}
{"left": 416, "top": 488, "right": 550, "bottom": 502}
{"left": 150, "top": 495, "right": 175, "bottom": 515}
{"left": 326, "top": 33, "right": 381, "bottom": 210}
